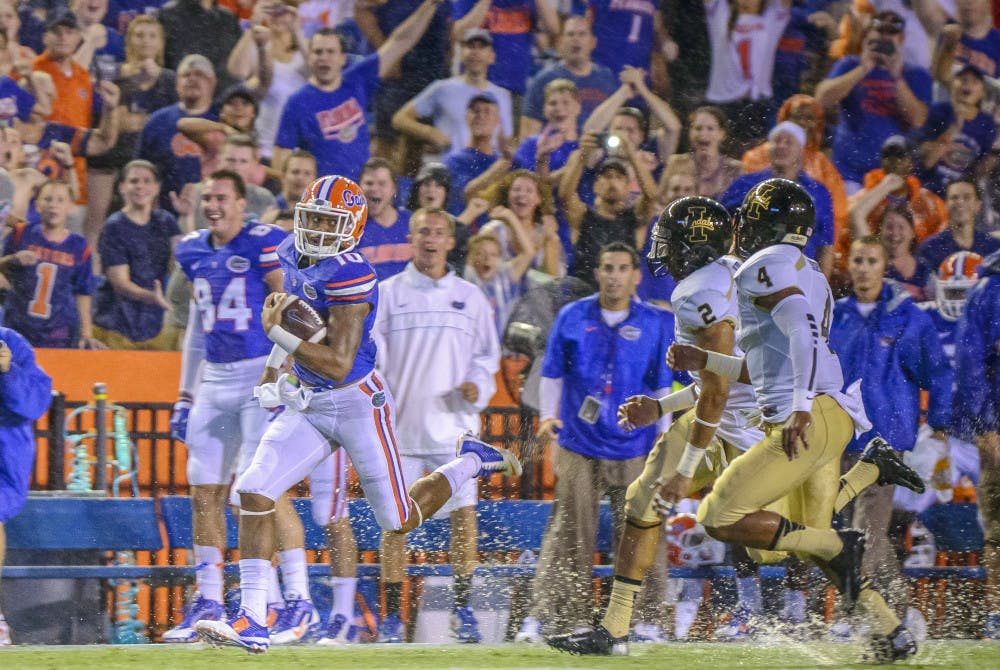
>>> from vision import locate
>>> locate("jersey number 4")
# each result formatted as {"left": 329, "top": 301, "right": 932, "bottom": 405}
{"left": 193, "top": 277, "right": 251, "bottom": 332}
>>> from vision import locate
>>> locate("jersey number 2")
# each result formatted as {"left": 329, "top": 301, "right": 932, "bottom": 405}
{"left": 193, "top": 277, "right": 251, "bottom": 332}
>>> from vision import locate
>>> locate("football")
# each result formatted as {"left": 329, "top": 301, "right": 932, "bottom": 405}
{"left": 278, "top": 294, "right": 328, "bottom": 344}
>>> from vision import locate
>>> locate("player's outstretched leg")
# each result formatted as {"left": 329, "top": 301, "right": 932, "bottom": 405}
{"left": 836, "top": 436, "right": 925, "bottom": 513}
{"left": 400, "top": 434, "right": 521, "bottom": 534}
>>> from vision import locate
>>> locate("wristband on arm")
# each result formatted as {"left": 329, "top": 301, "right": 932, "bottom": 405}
{"left": 704, "top": 350, "right": 744, "bottom": 380}
{"left": 267, "top": 325, "right": 303, "bottom": 354}
{"left": 675, "top": 442, "right": 705, "bottom": 478}
{"left": 657, "top": 384, "right": 698, "bottom": 417}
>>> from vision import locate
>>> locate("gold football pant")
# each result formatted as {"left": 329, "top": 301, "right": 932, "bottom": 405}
{"left": 624, "top": 409, "right": 745, "bottom": 524}
{"left": 696, "top": 395, "right": 853, "bottom": 547}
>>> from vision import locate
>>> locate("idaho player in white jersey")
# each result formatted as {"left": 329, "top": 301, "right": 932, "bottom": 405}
{"left": 164, "top": 171, "right": 308, "bottom": 643}
{"left": 550, "top": 197, "right": 765, "bottom": 654}
{"left": 669, "top": 179, "right": 919, "bottom": 663}
{"left": 194, "top": 175, "right": 521, "bottom": 653}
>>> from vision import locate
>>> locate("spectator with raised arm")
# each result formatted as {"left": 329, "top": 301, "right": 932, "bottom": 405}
{"left": 272, "top": 0, "right": 443, "bottom": 181}
{"left": 481, "top": 169, "right": 564, "bottom": 278}
{"left": 71, "top": 0, "right": 125, "bottom": 77}
{"left": 521, "top": 16, "right": 618, "bottom": 139}
{"left": 355, "top": 0, "right": 450, "bottom": 163}
{"left": 157, "top": 0, "right": 241, "bottom": 89}
{"left": 845, "top": 136, "right": 946, "bottom": 263}
{"left": 135, "top": 53, "right": 217, "bottom": 214}
{"left": 582, "top": 66, "right": 682, "bottom": 180}
{"left": 226, "top": 0, "right": 307, "bottom": 164}
{"left": 451, "top": 0, "right": 560, "bottom": 110}
{"left": 391, "top": 28, "right": 513, "bottom": 159}
{"left": 815, "top": 10, "right": 932, "bottom": 193}
{"left": 559, "top": 133, "right": 657, "bottom": 287}
{"left": 84, "top": 15, "right": 176, "bottom": 265}
{"left": 512, "top": 78, "right": 580, "bottom": 184}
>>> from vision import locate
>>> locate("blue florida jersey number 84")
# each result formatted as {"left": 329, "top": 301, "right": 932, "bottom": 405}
{"left": 175, "top": 223, "right": 288, "bottom": 364}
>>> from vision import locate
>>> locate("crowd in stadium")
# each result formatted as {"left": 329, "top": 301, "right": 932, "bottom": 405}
{"left": 0, "top": 0, "right": 997, "bottom": 662}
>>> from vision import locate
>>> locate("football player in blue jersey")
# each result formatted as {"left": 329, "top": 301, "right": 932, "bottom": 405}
{"left": 194, "top": 175, "right": 522, "bottom": 653}
{"left": 165, "top": 170, "right": 314, "bottom": 643}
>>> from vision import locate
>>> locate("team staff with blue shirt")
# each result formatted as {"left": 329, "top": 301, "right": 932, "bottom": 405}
{"left": 0, "top": 327, "right": 52, "bottom": 646}
{"left": 519, "top": 241, "right": 674, "bottom": 638}
{"left": 952, "top": 249, "right": 1000, "bottom": 639}
{"left": 830, "top": 235, "right": 952, "bottom": 608}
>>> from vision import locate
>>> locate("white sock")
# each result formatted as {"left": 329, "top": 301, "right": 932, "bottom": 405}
{"left": 239, "top": 558, "right": 272, "bottom": 624}
{"left": 674, "top": 600, "right": 700, "bottom": 640}
{"left": 267, "top": 565, "right": 283, "bottom": 609}
{"left": 434, "top": 453, "right": 481, "bottom": 494}
{"left": 737, "top": 577, "right": 761, "bottom": 614}
{"left": 784, "top": 589, "right": 807, "bottom": 624}
{"left": 278, "top": 548, "right": 310, "bottom": 602}
{"left": 193, "top": 545, "right": 224, "bottom": 603}
{"left": 331, "top": 576, "right": 358, "bottom": 622}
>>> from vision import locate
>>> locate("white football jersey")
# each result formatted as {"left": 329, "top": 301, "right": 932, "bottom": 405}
{"left": 671, "top": 255, "right": 761, "bottom": 451}
{"left": 734, "top": 244, "right": 845, "bottom": 423}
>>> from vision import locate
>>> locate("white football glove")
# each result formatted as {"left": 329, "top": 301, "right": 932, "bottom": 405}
{"left": 254, "top": 373, "right": 314, "bottom": 412}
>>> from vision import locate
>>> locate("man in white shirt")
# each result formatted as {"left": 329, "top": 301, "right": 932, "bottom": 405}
{"left": 373, "top": 207, "right": 501, "bottom": 644}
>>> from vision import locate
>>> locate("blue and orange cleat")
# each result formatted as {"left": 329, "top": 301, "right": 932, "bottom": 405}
{"left": 269, "top": 597, "right": 320, "bottom": 644}
{"left": 377, "top": 613, "right": 404, "bottom": 643}
{"left": 457, "top": 433, "right": 522, "bottom": 478}
{"left": 162, "top": 594, "right": 224, "bottom": 643}
{"left": 195, "top": 608, "right": 269, "bottom": 653}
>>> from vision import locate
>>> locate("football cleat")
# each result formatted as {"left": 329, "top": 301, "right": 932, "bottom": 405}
{"left": 457, "top": 433, "right": 523, "bottom": 478}
{"left": 195, "top": 608, "right": 269, "bottom": 653}
{"left": 547, "top": 625, "right": 628, "bottom": 656}
{"left": 269, "top": 597, "right": 320, "bottom": 644}
{"left": 861, "top": 625, "right": 917, "bottom": 663}
{"left": 377, "top": 613, "right": 404, "bottom": 643}
{"left": 861, "top": 436, "right": 925, "bottom": 493}
{"left": 162, "top": 594, "right": 224, "bottom": 643}
{"left": 316, "top": 613, "right": 359, "bottom": 646}
{"left": 0, "top": 616, "right": 11, "bottom": 646}
{"left": 451, "top": 607, "right": 481, "bottom": 643}
{"left": 514, "top": 616, "right": 544, "bottom": 644}
{"left": 827, "top": 529, "right": 866, "bottom": 609}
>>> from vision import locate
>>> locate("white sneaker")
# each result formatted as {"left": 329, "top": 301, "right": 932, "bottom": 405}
{"left": 316, "top": 613, "right": 358, "bottom": 646}
{"left": 514, "top": 616, "right": 544, "bottom": 643}
{"left": 0, "top": 616, "right": 11, "bottom": 645}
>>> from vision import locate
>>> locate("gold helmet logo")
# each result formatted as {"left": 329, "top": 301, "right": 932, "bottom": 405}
{"left": 686, "top": 206, "right": 714, "bottom": 243}
{"left": 743, "top": 183, "right": 776, "bottom": 220}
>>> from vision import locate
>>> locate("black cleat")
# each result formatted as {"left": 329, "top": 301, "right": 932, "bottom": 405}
{"left": 861, "top": 625, "right": 918, "bottom": 664}
{"left": 861, "top": 436, "right": 925, "bottom": 494}
{"left": 546, "top": 625, "right": 628, "bottom": 656}
{"left": 827, "top": 529, "right": 866, "bottom": 609}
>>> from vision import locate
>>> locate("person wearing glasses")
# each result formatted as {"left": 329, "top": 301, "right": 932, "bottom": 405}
{"left": 815, "top": 10, "right": 932, "bottom": 195}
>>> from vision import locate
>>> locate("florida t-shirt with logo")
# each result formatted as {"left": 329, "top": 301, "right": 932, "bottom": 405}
{"left": 275, "top": 54, "right": 380, "bottom": 181}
